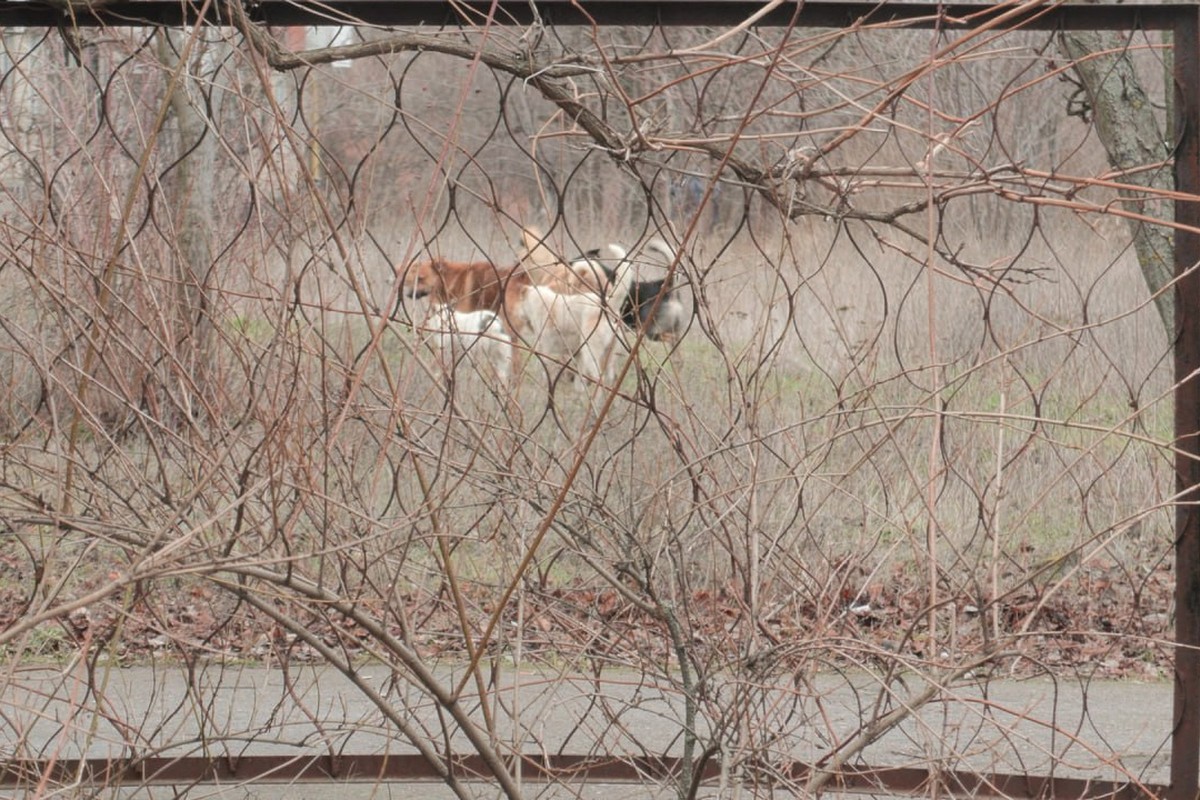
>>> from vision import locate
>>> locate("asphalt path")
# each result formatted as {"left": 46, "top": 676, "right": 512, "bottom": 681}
{"left": 0, "top": 663, "right": 1173, "bottom": 798}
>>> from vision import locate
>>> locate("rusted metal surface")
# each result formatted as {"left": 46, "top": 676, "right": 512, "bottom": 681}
{"left": 0, "top": 0, "right": 1187, "bottom": 29}
{"left": 0, "top": 755, "right": 1170, "bottom": 797}
{"left": 1173, "top": 8, "right": 1200, "bottom": 800}
{"left": 0, "top": 755, "right": 709, "bottom": 786}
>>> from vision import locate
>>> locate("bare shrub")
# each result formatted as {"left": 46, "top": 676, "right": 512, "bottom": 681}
{"left": 0, "top": 14, "right": 1178, "bottom": 800}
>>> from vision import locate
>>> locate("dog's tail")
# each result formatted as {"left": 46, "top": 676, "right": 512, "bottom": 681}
{"left": 644, "top": 238, "right": 678, "bottom": 288}
{"left": 645, "top": 238, "right": 676, "bottom": 262}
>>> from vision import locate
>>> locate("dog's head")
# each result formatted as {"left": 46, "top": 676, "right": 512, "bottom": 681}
{"left": 570, "top": 244, "right": 629, "bottom": 294}
{"left": 574, "top": 245, "right": 626, "bottom": 277}
{"left": 396, "top": 260, "right": 446, "bottom": 301}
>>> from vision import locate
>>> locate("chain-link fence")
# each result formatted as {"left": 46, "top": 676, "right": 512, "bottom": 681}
{"left": 0, "top": 6, "right": 1187, "bottom": 798}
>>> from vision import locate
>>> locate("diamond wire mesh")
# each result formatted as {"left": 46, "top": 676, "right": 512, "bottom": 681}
{"left": 0, "top": 13, "right": 1185, "bottom": 798}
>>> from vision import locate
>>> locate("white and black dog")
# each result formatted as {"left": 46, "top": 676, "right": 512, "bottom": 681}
{"left": 572, "top": 239, "right": 689, "bottom": 343}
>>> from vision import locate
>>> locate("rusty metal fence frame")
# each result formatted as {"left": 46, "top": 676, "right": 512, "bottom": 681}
{"left": 0, "top": 753, "right": 1170, "bottom": 797}
{"left": 0, "top": 1, "right": 1196, "bottom": 797}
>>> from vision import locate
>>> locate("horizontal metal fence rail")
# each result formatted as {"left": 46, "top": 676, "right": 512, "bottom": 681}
{"left": 0, "top": 0, "right": 1188, "bottom": 29}
{"left": 0, "top": 755, "right": 1170, "bottom": 798}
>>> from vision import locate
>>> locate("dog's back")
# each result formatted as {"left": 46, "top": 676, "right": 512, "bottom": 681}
{"left": 426, "top": 305, "right": 502, "bottom": 335}
{"left": 455, "top": 263, "right": 510, "bottom": 313}
{"left": 398, "top": 258, "right": 511, "bottom": 313}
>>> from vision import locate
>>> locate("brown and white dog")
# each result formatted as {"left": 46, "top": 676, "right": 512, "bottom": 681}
{"left": 394, "top": 256, "right": 520, "bottom": 383}
{"left": 393, "top": 227, "right": 597, "bottom": 312}
{"left": 395, "top": 257, "right": 512, "bottom": 314}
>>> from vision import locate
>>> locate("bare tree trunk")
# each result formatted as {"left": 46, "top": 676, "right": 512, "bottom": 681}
{"left": 158, "top": 30, "right": 217, "bottom": 418}
{"left": 1061, "top": 30, "right": 1174, "bottom": 335}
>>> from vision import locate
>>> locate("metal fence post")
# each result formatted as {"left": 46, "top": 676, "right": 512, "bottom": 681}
{"left": 1173, "top": 8, "right": 1200, "bottom": 800}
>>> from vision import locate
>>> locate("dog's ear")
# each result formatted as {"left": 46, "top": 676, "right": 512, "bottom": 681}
{"left": 520, "top": 226, "right": 542, "bottom": 253}
{"left": 519, "top": 226, "right": 543, "bottom": 257}
{"left": 520, "top": 226, "right": 561, "bottom": 268}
